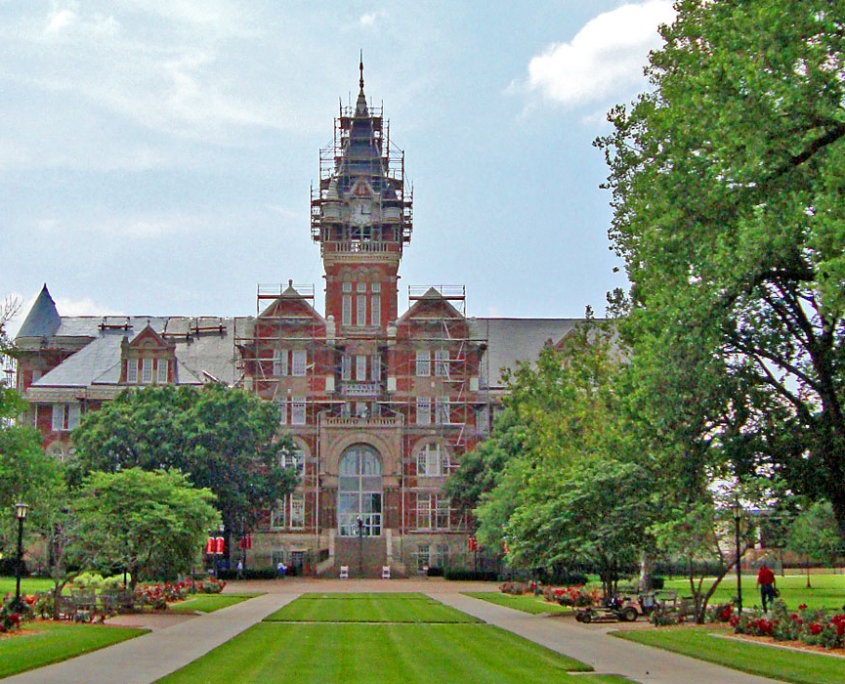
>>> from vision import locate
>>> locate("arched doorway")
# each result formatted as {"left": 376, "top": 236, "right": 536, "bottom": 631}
{"left": 338, "top": 444, "right": 382, "bottom": 537}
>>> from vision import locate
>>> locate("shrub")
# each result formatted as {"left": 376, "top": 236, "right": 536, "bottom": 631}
{"left": 444, "top": 569, "right": 499, "bottom": 582}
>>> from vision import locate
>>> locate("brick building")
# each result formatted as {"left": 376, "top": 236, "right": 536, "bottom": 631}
{"left": 14, "top": 64, "right": 581, "bottom": 577}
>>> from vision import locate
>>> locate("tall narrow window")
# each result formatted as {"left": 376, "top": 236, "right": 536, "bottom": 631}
{"left": 435, "top": 397, "right": 450, "bottom": 424}
{"left": 273, "top": 350, "right": 288, "bottom": 376}
{"left": 371, "top": 353, "right": 381, "bottom": 382}
{"left": 279, "top": 398, "right": 287, "bottom": 425}
{"left": 290, "top": 495, "right": 305, "bottom": 529}
{"left": 141, "top": 358, "right": 153, "bottom": 384}
{"left": 291, "top": 397, "right": 307, "bottom": 425}
{"left": 292, "top": 350, "right": 307, "bottom": 376}
{"left": 156, "top": 359, "right": 168, "bottom": 384}
{"left": 356, "top": 294, "right": 367, "bottom": 326}
{"left": 434, "top": 350, "right": 449, "bottom": 377}
{"left": 416, "top": 351, "right": 431, "bottom": 377}
{"left": 342, "top": 282, "right": 352, "bottom": 326}
{"left": 126, "top": 360, "right": 138, "bottom": 383}
{"left": 355, "top": 355, "right": 367, "bottom": 381}
{"left": 371, "top": 283, "right": 381, "bottom": 327}
{"left": 341, "top": 354, "right": 351, "bottom": 381}
{"left": 416, "top": 397, "right": 431, "bottom": 425}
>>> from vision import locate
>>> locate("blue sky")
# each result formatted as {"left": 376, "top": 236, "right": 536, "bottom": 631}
{"left": 1, "top": 1, "right": 676, "bottom": 335}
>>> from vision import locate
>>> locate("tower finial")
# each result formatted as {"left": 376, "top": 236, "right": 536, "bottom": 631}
{"left": 359, "top": 50, "right": 364, "bottom": 91}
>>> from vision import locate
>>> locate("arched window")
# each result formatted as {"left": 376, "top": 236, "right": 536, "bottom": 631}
{"left": 338, "top": 444, "right": 382, "bottom": 537}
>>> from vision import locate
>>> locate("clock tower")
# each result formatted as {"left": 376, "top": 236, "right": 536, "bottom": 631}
{"left": 310, "top": 58, "right": 413, "bottom": 333}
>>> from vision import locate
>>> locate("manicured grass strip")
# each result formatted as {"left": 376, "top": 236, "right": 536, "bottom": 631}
{"left": 157, "top": 622, "right": 592, "bottom": 683}
{"left": 463, "top": 591, "right": 571, "bottom": 615}
{"left": 168, "top": 593, "right": 260, "bottom": 614}
{"left": 0, "top": 576, "right": 57, "bottom": 595}
{"left": 265, "top": 593, "right": 480, "bottom": 623}
{"left": 577, "top": 677, "right": 639, "bottom": 683}
{"left": 0, "top": 621, "right": 147, "bottom": 678}
{"left": 614, "top": 626, "right": 845, "bottom": 684}
{"left": 662, "top": 573, "right": 845, "bottom": 612}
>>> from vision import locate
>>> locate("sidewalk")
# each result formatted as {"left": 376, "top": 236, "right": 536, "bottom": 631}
{"left": 3, "top": 578, "right": 784, "bottom": 684}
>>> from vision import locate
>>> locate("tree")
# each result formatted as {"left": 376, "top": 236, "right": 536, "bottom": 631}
{"left": 596, "top": 0, "right": 845, "bottom": 540}
{"left": 459, "top": 313, "right": 657, "bottom": 590}
{"left": 787, "top": 500, "right": 843, "bottom": 588}
{"left": 71, "top": 384, "right": 298, "bottom": 532}
{"left": 71, "top": 468, "right": 219, "bottom": 590}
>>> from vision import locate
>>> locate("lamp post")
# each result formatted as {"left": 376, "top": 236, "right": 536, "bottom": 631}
{"left": 357, "top": 516, "right": 364, "bottom": 578}
{"left": 733, "top": 500, "right": 743, "bottom": 614}
{"left": 215, "top": 523, "right": 225, "bottom": 577}
{"left": 14, "top": 503, "right": 28, "bottom": 611}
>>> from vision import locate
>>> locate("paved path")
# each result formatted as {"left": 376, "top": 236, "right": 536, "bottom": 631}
{"left": 3, "top": 578, "right": 784, "bottom": 684}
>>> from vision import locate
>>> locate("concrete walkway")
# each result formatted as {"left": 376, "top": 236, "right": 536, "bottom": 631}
{"left": 3, "top": 579, "right": 784, "bottom": 684}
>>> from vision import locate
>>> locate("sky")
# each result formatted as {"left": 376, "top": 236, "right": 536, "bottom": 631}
{"left": 1, "top": 0, "right": 677, "bottom": 337}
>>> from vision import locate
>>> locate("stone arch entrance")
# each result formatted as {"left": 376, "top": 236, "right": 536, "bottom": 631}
{"left": 337, "top": 443, "right": 383, "bottom": 537}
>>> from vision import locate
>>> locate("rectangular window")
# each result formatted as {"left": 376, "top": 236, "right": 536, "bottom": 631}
{"left": 371, "top": 282, "right": 381, "bottom": 293}
{"left": 416, "top": 351, "right": 431, "bottom": 377}
{"left": 281, "top": 450, "right": 304, "bottom": 474}
{"left": 435, "top": 397, "right": 450, "bottom": 424}
{"left": 356, "top": 294, "right": 367, "bottom": 326}
{"left": 279, "top": 398, "right": 287, "bottom": 425}
{"left": 355, "top": 355, "right": 367, "bottom": 381}
{"left": 141, "top": 358, "right": 153, "bottom": 384}
{"left": 126, "top": 360, "right": 138, "bottom": 384}
{"left": 290, "top": 495, "right": 305, "bottom": 529}
{"left": 274, "top": 350, "right": 289, "bottom": 377}
{"left": 416, "top": 397, "right": 431, "bottom": 425}
{"left": 417, "top": 443, "right": 448, "bottom": 476}
{"left": 435, "top": 496, "right": 451, "bottom": 530}
{"left": 341, "top": 354, "right": 351, "bottom": 381}
{"left": 343, "top": 282, "right": 353, "bottom": 293}
{"left": 292, "top": 350, "right": 307, "bottom": 376}
{"left": 370, "top": 294, "right": 380, "bottom": 327}
{"left": 357, "top": 282, "right": 367, "bottom": 293}
{"left": 416, "top": 494, "right": 432, "bottom": 530}
{"left": 371, "top": 353, "right": 381, "bottom": 382}
{"left": 417, "top": 544, "right": 430, "bottom": 571}
{"left": 434, "top": 350, "right": 449, "bottom": 377}
{"left": 52, "top": 403, "right": 81, "bottom": 432}
{"left": 156, "top": 359, "right": 168, "bottom": 384}
{"left": 342, "top": 295, "right": 352, "bottom": 326}
{"left": 291, "top": 397, "right": 306, "bottom": 425}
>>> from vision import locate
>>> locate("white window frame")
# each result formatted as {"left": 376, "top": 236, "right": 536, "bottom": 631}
{"left": 434, "top": 350, "right": 449, "bottom": 378}
{"left": 127, "top": 359, "right": 138, "bottom": 384}
{"left": 279, "top": 398, "right": 287, "bottom": 425}
{"left": 156, "top": 359, "right": 168, "bottom": 384}
{"left": 292, "top": 350, "right": 307, "bottom": 377}
{"left": 52, "top": 403, "right": 81, "bottom": 432}
{"left": 416, "top": 443, "right": 449, "bottom": 477}
{"left": 355, "top": 355, "right": 367, "bottom": 381}
{"left": 291, "top": 396, "right": 306, "bottom": 425}
{"left": 371, "top": 353, "right": 381, "bottom": 382}
{"left": 141, "top": 358, "right": 153, "bottom": 384}
{"left": 281, "top": 449, "right": 304, "bottom": 474}
{"left": 435, "top": 397, "right": 450, "bottom": 425}
{"left": 342, "top": 295, "right": 352, "bottom": 326}
{"left": 416, "top": 396, "right": 431, "bottom": 426}
{"left": 356, "top": 294, "right": 367, "bottom": 326}
{"left": 416, "top": 351, "right": 431, "bottom": 377}
{"left": 274, "top": 350, "right": 289, "bottom": 377}
{"left": 341, "top": 354, "right": 351, "bottom": 381}
{"left": 371, "top": 293, "right": 381, "bottom": 327}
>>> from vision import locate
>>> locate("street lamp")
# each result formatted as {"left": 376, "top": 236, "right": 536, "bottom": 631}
{"left": 14, "top": 503, "right": 28, "bottom": 611}
{"left": 733, "top": 500, "right": 743, "bottom": 615}
{"left": 357, "top": 516, "right": 364, "bottom": 578}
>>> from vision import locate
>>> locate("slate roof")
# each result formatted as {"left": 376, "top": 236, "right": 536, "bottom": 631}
{"left": 16, "top": 284, "right": 62, "bottom": 340}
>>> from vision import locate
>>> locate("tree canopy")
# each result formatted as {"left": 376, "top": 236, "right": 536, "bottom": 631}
{"left": 596, "top": 0, "right": 845, "bottom": 539}
{"left": 71, "top": 468, "right": 219, "bottom": 588}
{"left": 71, "top": 384, "right": 298, "bottom": 531}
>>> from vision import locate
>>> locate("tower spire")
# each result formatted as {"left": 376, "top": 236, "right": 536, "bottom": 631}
{"left": 359, "top": 50, "right": 364, "bottom": 91}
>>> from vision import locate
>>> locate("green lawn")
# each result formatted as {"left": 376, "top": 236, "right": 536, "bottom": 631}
{"left": 614, "top": 626, "right": 845, "bottom": 684}
{"left": 463, "top": 591, "right": 571, "bottom": 615}
{"left": 156, "top": 622, "right": 592, "bottom": 683}
{"left": 157, "top": 593, "right": 594, "bottom": 684}
{"left": 662, "top": 573, "right": 845, "bottom": 612}
{"left": 0, "top": 621, "right": 147, "bottom": 678}
{"left": 265, "top": 592, "right": 480, "bottom": 623}
{"left": 168, "top": 593, "right": 260, "bottom": 614}
{"left": 0, "top": 576, "right": 57, "bottom": 596}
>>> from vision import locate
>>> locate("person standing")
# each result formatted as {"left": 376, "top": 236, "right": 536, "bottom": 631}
{"left": 757, "top": 562, "right": 776, "bottom": 611}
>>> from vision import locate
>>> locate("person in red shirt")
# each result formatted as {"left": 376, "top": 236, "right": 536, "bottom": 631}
{"left": 757, "top": 562, "right": 776, "bottom": 611}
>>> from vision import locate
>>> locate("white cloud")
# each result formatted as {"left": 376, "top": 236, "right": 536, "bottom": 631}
{"left": 360, "top": 11, "right": 387, "bottom": 28}
{"left": 512, "top": 1, "right": 676, "bottom": 109}
{"left": 54, "top": 296, "right": 122, "bottom": 317}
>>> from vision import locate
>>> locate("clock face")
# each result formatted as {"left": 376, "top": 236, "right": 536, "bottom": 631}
{"left": 349, "top": 199, "right": 372, "bottom": 226}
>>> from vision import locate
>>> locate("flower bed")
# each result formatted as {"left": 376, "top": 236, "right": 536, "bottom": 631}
{"left": 732, "top": 601, "right": 845, "bottom": 651}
